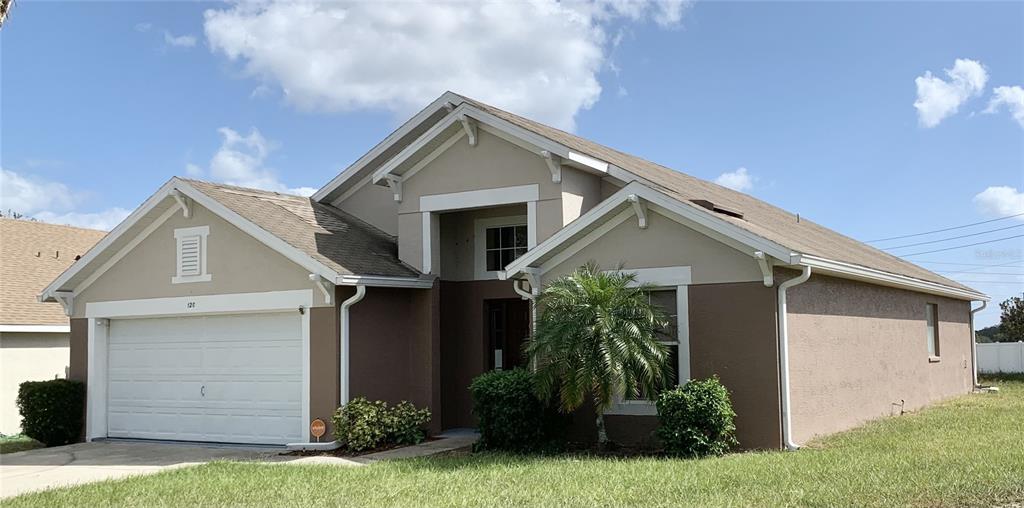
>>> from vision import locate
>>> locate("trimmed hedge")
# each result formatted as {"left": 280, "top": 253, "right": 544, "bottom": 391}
{"left": 332, "top": 397, "right": 430, "bottom": 452}
{"left": 16, "top": 379, "right": 85, "bottom": 446}
{"left": 469, "top": 369, "right": 565, "bottom": 453}
{"left": 656, "top": 376, "right": 738, "bottom": 457}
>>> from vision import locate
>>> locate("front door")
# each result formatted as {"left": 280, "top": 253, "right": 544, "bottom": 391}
{"left": 486, "top": 299, "right": 530, "bottom": 370}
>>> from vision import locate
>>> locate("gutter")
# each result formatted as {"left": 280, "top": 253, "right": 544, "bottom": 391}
{"left": 970, "top": 301, "right": 988, "bottom": 387}
{"left": 339, "top": 285, "right": 366, "bottom": 405}
{"left": 777, "top": 265, "right": 812, "bottom": 451}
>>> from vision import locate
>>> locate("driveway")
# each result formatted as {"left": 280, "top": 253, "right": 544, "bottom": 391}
{"left": 0, "top": 440, "right": 278, "bottom": 499}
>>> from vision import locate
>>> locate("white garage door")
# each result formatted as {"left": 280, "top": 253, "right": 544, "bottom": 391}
{"left": 106, "top": 312, "right": 303, "bottom": 445}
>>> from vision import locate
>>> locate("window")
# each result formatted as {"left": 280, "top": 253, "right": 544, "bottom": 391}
{"left": 926, "top": 303, "right": 939, "bottom": 358}
{"left": 484, "top": 224, "right": 528, "bottom": 272}
{"left": 626, "top": 289, "right": 680, "bottom": 400}
{"left": 172, "top": 226, "right": 211, "bottom": 284}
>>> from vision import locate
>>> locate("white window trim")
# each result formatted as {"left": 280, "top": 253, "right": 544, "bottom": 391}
{"left": 172, "top": 226, "right": 211, "bottom": 284}
{"left": 474, "top": 216, "right": 529, "bottom": 280}
{"left": 607, "top": 266, "right": 692, "bottom": 416}
{"left": 84, "top": 289, "right": 312, "bottom": 443}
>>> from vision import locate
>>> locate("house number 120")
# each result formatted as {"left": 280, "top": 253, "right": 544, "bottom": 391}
{"left": 186, "top": 301, "right": 197, "bottom": 309}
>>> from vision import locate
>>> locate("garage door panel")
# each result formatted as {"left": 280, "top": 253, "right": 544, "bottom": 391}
{"left": 106, "top": 311, "right": 303, "bottom": 445}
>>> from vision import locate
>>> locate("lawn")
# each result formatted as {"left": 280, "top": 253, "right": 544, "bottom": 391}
{"left": 7, "top": 376, "right": 1024, "bottom": 507}
{"left": 0, "top": 435, "right": 42, "bottom": 455}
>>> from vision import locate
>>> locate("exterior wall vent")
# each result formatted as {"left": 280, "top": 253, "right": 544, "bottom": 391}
{"left": 690, "top": 199, "right": 744, "bottom": 220}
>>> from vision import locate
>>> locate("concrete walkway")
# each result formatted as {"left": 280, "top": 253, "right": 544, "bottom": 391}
{"left": 1, "top": 431, "right": 479, "bottom": 498}
{"left": 278, "top": 429, "right": 478, "bottom": 466}
{"left": 0, "top": 440, "right": 277, "bottom": 499}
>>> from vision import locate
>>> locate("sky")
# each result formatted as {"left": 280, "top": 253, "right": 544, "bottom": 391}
{"left": 1, "top": 0, "right": 1022, "bottom": 326}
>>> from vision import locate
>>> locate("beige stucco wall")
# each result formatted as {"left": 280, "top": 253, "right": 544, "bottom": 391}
{"left": 560, "top": 166, "right": 601, "bottom": 226}
{"left": 543, "top": 209, "right": 764, "bottom": 284}
{"left": 0, "top": 332, "right": 69, "bottom": 434}
{"left": 395, "top": 129, "right": 602, "bottom": 274}
{"left": 72, "top": 203, "right": 330, "bottom": 317}
{"left": 335, "top": 181, "right": 399, "bottom": 236}
{"left": 786, "top": 274, "right": 974, "bottom": 444}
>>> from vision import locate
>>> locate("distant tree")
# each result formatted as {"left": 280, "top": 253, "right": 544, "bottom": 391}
{"left": 999, "top": 297, "right": 1024, "bottom": 341}
{"left": 0, "top": 209, "right": 35, "bottom": 221}
{"left": 975, "top": 324, "right": 1006, "bottom": 343}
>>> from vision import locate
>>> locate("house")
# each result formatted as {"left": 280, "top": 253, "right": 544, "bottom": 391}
{"left": 1, "top": 218, "right": 106, "bottom": 435}
{"left": 40, "top": 92, "right": 988, "bottom": 449}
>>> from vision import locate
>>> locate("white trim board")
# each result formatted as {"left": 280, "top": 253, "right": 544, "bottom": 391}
{"left": 84, "top": 289, "right": 313, "bottom": 443}
{"left": 0, "top": 324, "right": 71, "bottom": 333}
{"left": 419, "top": 184, "right": 539, "bottom": 212}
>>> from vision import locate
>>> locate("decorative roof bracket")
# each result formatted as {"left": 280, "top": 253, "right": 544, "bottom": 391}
{"left": 627, "top": 194, "right": 648, "bottom": 229}
{"left": 171, "top": 188, "right": 192, "bottom": 219}
{"left": 754, "top": 251, "right": 774, "bottom": 287}
{"left": 54, "top": 291, "right": 74, "bottom": 317}
{"left": 540, "top": 150, "right": 562, "bottom": 183}
{"left": 458, "top": 114, "right": 478, "bottom": 147}
{"left": 384, "top": 175, "right": 403, "bottom": 202}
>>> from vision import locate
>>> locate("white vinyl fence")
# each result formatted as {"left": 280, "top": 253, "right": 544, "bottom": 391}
{"left": 977, "top": 342, "right": 1024, "bottom": 374}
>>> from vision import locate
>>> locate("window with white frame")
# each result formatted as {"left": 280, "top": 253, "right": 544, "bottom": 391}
{"left": 625, "top": 289, "right": 680, "bottom": 400}
{"left": 926, "top": 303, "right": 939, "bottom": 358}
{"left": 484, "top": 224, "right": 528, "bottom": 272}
{"left": 172, "top": 226, "right": 211, "bottom": 284}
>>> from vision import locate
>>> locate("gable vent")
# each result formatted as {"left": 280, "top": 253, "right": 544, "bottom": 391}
{"left": 690, "top": 199, "right": 744, "bottom": 220}
{"left": 179, "top": 235, "right": 202, "bottom": 276}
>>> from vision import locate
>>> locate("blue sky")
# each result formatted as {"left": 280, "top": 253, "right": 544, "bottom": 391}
{"left": 1, "top": 1, "right": 1022, "bottom": 325}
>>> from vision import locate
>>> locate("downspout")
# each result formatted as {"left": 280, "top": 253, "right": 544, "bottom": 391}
{"left": 512, "top": 279, "right": 540, "bottom": 370}
{"left": 970, "top": 301, "right": 987, "bottom": 388}
{"left": 339, "top": 285, "right": 366, "bottom": 405}
{"left": 778, "top": 265, "right": 811, "bottom": 451}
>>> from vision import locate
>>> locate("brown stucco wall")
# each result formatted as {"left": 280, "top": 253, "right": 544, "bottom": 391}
{"left": 565, "top": 282, "right": 782, "bottom": 450}
{"left": 689, "top": 281, "right": 782, "bottom": 449}
{"left": 346, "top": 284, "right": 442, "bottom": 434}
{"left": 309, "top": 306, "right": 339, "bottom": 440}
{"left": 68, "top": 318, "right": 88, "bottom": 441}
{"left": 439, "top": 279, "right": 522, "bottom": 429}
{"left": 786, "top": 273, "right": 974, "bottom": 444}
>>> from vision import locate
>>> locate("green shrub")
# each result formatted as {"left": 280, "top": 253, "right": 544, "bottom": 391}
{"left": 388, "top": 401, "right": 431, "bottom": 446}
{"left": 469, "top": 369, "right": 565, "bottom": 453}
{"left": 656, "top": 376, "right": 738, "bottom": 457}
{"left": 332, "top": 397, "right": 431, "bottom": 452}
{"left": 16, "top": 379, "right": 85, "bottom": 446}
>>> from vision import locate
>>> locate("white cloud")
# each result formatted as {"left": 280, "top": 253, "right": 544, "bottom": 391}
{"left": 134, "top": 22, "right": 152, "bottom": 33}
{"left": 974, "top": 186, "right": 1024, "bottom": 218}
{"left": 0, "top": 168, "right": 130, "bottom": 231}
{"left": 186, "top": 127, "right": 316, "bottom": 196}
{"left": 33, "top": 209, "right": 134, "bottom": 231}
{"left": 163, "top": 30, "right": 197, "bottom": 48}
{"left": 203, "top": 0, "right": 688, "bottom": 131}
{"left": 914, "top": 58, "right": 988, "bottom": 128}
{"left": 984, "top": 85, "right": 1024, "bottom": 128}
{"left": 714, "top": 167, "right": 755, "bottom": 192}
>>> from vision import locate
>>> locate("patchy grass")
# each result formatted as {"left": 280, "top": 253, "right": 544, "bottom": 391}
{"left": 0, "top": 435, "right": 42, "bottom": 455}
{"left": 7, "top": 378, "right": 1024, "bottom": 507}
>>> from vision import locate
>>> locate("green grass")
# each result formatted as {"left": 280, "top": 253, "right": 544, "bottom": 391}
{"left": 7, "top": 377, "right": 1024, "bottom": 507}
{"left": 0, "top": 434, "right": 42, "bottom": 454}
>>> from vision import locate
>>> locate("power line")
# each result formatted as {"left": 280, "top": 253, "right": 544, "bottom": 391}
{"left": 937, "top": 271, "right": 1024, "bottom": 276}
{"left": 914, "top": 260, "right": 1024, "bottom": 267}
{"left": 866, "top": 212, "right": 1024, "bottom": 243}
{"left": 883, "top": 223, "right": 1024, "bottom": 250}
{"left": 953, "top": 280, "right": 1024, "bottom": 284}
{"left": 900, "top": 234, "right": 1024, "bottom": 257}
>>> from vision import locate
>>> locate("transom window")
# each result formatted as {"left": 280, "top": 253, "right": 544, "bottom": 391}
{"left": 485, "top": 224, "right": 528, "bottom": 271}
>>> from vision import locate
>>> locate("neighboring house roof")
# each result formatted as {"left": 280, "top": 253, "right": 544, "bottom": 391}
{"left": 184, "top": 179, "right": 421, "bottom": 279}
{"left": 1, "top": 218, "right": 105, "bottom": 326}
{"left": 454, "top": 94, "right": 977, "bottom": 295}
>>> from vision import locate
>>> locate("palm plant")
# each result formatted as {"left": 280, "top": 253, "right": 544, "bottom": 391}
{"left": 526, "top": 262, "right": 672, "bottom": 448}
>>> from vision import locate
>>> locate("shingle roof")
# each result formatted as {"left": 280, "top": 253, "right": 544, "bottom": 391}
{"left": 455, "top": 94, "right": 974, "bottom": 293}
{"left": 184, "top": 179, "right": 421, "bottom": 279}
{"left": 1, "top": 219, "right": 106, "bottom": 326}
